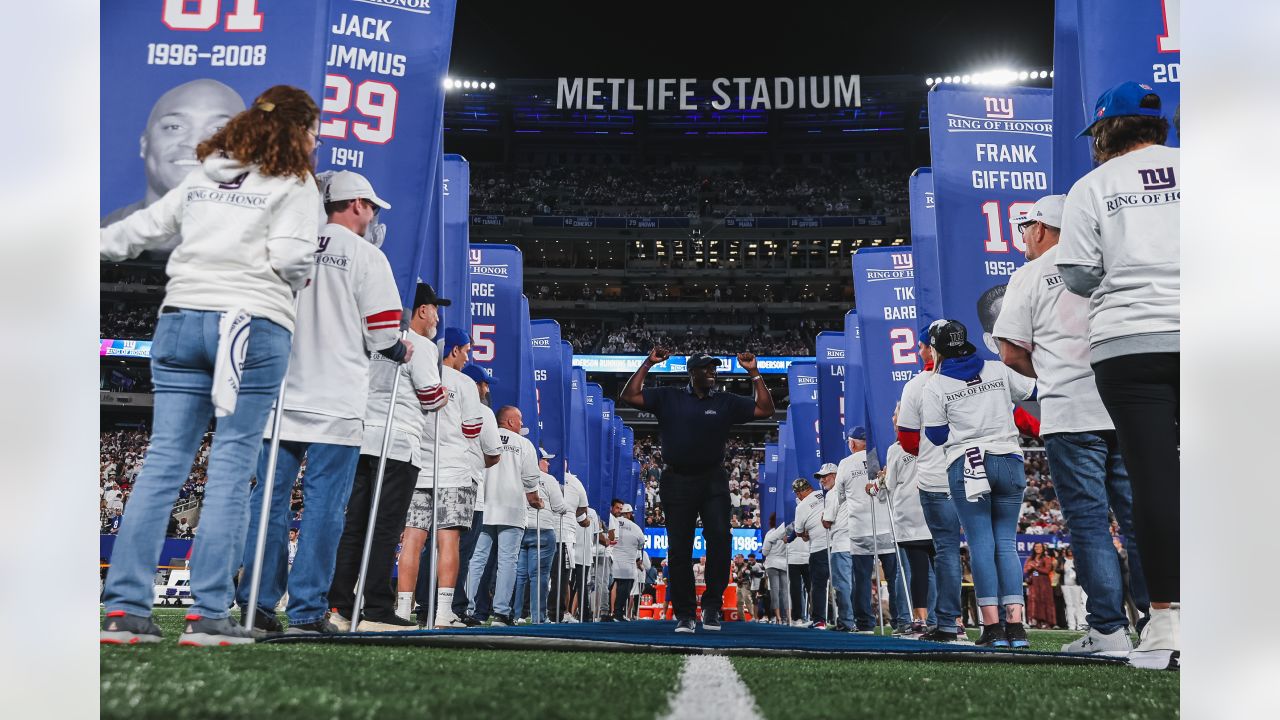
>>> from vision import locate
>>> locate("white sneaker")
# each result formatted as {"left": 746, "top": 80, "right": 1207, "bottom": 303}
{"left": 1128, "top": 604, "right": 1179, "bottom": 670}
{"left": 563, "top": 613, "right": 579, "bottom": 624}
{"left": 515, "top": 617, "right": 531, "bottom": 626}
{"left": 329, "top": 613, "right": 352, "bottom": 632}
{"left": 433, "top": 612, "right": 466, "bottom": 629}
{"left": 1060, "top": 626, "right": 1134, "bottom": 655}
{"left": 790, "top": 619, "right": 807, "bottom": 628}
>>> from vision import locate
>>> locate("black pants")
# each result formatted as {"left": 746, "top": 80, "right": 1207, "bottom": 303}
{"left": 549, "top": 544, "right": 573, "bottom": 620}
{"left": 1092, "top": 352, "right": 1179, "bottom": 603}
{"left": 899, "top": 540, "right": 935, "bottom": 611}
{"left": 788, "top": 563, "right": 810, "bottom": 620}
{"left": 661, "top": 468, "right": 731, "bottom": 621}
{"left": 328, "top": 455, "right": 418, "bottom": 618}
{"left": 568, "top": 563, "right": 593, "bottom": 619}
{"left": 807, "top": 551, "right": 830, "bottom": 624}
{"left": 611, "top": 578, "right": 634, "bottom": 619}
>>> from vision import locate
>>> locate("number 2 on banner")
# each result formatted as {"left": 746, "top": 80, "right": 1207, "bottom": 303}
{"left": 890, "top": 328, "right": 917, "bottom": 365}
{"left": 162, "top": 0, "right": 263, "bottom": 32}
{"left": 471, "top": 324, "right": 496, "bottom": 362}
{"left": 981, "top": 201, "right": 1035, "bottom": 254}
{"left": 321, "top": 75, "right": 398, "bottom": 144}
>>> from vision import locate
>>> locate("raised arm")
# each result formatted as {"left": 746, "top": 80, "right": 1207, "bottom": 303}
{"left": 737, "top": 352, "right": 775, "bottom": 419}
{"left": 619, "top": 346, "right": 669, "bottom": 410}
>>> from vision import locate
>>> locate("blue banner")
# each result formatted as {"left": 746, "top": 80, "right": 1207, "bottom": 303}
{"left": 617, "top": 421, "right": 634, "bottom": 506}
{"left": 927, "top": 86, "right": 1052, "bottom": 360}
{"left": 852, "top": 248, "right": 919, "bottom": 470}
{"left": 468, "top": 243, "right": 523, "bottom": 410}
{"left": 786, "top": 361, "right": 822, "bottom": 484}
{"left": 842, "top": 311, "right": 867, "bottom": 440}
{"left": 518, "top": 296, "right": 540, "bottom": 451}
{"left": 601, "top": 403, "right": 618, "bottom": 505}
{"left": 1051, "top": 0, "right": 1093, "bottom": 193}
{"left": 568, "top": 367, "right": 589, "bottom": 483}
{"left": 631, "top": 457, "right": 645, "bottom": 531}
{"left": 320, "top": 0, "right": 458, "bottom": 307}
{"left": 761, "top": 442, "right": 780, "bottom": 528}
{"left": 561, "top": 342, "right": 576, "bottom": 480}
{"left": 909, "top": 168, "right": 943, "bottom": 329}
{"left": 814, "top": 332, "right": 848, "bottom": 465}
{"left": 643, "top": 528, "right": 764, "bottom": 560}
{"left": 778, "top": 420, "right": 798, "bottom": 525}
{"left": 584, "top": 382, "right": 605, "bottom": 511}
{"left": 1077, "top": 0, "right": 1180, "bottom": 148}
{"left": 101, "top": 3, "right": 329, "bottom": 232}
{"left": 441, "top": 154, "right": 473, "bottom": 332}
{"left": 530, "top": 320, "right": 566, "bottom": 483}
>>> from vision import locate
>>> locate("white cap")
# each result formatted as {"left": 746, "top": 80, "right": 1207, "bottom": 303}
{"left": 323, "top": 170, "right": 391, "bottom": 210}
{"left": 814, "top": 462, "right": 839, "bottom": 478}
{"left": 621, "top": 503, "right": 634, "bottom": 513}
{"left": 1016, "top": 194, "right": 1064, "bottom": 229}
{"left": 539, "top": 447, "right": 555, "bottom": 460}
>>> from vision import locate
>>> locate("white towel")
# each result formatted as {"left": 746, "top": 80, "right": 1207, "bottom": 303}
{"left": 961, "top": 446, "right": 991, "bottom": 502}
{"left": 212, "top": 309, "right": 253, "bottom": 417}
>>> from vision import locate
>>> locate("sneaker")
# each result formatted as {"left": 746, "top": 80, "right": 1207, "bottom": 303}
{"left": 238, "top": 606, "right": 283, "bottom": 635}
{"left": 701, "top": 610, "right": 722, "bottom": 631}
{"left": 599, "top": 616, "right": 617, "bottom": 623}
{"left": 515, "top": 617, "right": 531, "bottom": 626}
{"left": 1004, "top": 622, "right": 1029, "bottom": 649}
{"left": 790, "top": 619, "right": 807, "bottom": 628}
{"left": 329, "top": 612, "right": 352, "bottom": 632}
{"left": 675, "top": 618, "right": 697, "bottom": 634}
{"left": 563, "top": 613, "right": 579, "bottom": 624}
{"left": 1061, "top": 626, "right": 1135, "bottom": 656}
{"left": 811, "top": 621, "right": 828, "bottom": 630}
{"left": 284, "top": 618, "right": 340, "bottom": 635}
{"left": 358, "top": 613, "right": 418, "bottom": 632}
{"left": 459, "top": 614, "right": 484, "bottom": 628}
{"left": 100, "top": 611, "right": 162, "bottom": 645}
{"left": 975, "top": 623, "right": 1008, "bottom": 648}
{"left": 832, "top": 624, "right": 855, "bottom": 633}
{"left": 179, "top": 614, "right": 255, "bottom": 646}
{"left": 1128, "top": 605, "right": 1179, "bottom": 670}
{"left": 920, "top": 627, "right": 960, "bottom": 643}
{"left": 490, "top": 613, "right": 514, "bottom": 627}
{"left": 434, "top": 615, "right": 468, "bottom": 629}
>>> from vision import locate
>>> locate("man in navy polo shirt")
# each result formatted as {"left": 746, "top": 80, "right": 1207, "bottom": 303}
{"left": 619, "top": 348, "right": 775, "bottom": 633}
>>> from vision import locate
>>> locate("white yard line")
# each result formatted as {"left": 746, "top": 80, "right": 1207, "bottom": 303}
{"left": 660, "top": 654, "right": 764, "bottom": 720}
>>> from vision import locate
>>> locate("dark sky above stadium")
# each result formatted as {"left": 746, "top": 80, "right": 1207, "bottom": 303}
{"left": 451, "top": 1, "right": 1055, "bottom": 79}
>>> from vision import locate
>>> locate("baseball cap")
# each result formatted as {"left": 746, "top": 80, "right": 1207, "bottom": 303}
{"left": 414, "top": 283, "right": 452, "bottom": 308}
{"left": 813, "top": 462, "right": 839, "bottom": 479}
{"left": 621, "top": 503, "right": 634, "bottom": 513}
{"left": 847, "top": 426, "right": 867, "bottom": 441}
{"left": 539, "top": 447, "right": 555, "bottom": 460}
{"left": 791, "top": 477, "right": 812, "bottom": 492}
{"left": 1016, "top": 195, "right": 1066, "bottom": 229}
{"left": 323, "top": 170, "right": 391, "bottom": 209}
{"left": 1078, "top": 81, "right": 1164, "bottom": 137}
{"left": 442, "top": 327, "right": 471, "bottom": 357}
{"left": 687, "top": 353, "right": 721, "bottom": 370}
{"left": 461, "top": 363, "right": 496, "bottom": 387}
{"left": 929, "top": 319, "right": 978, "bottom": 358}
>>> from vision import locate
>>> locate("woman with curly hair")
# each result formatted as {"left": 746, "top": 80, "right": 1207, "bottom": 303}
{"left": 100, "top": 85, "right": 321, "bottom": 646}
{"left": 1023, "top": 543, "right": 1057, "bottom": 629}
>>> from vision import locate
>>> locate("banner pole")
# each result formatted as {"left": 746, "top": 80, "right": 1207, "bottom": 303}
{"left": 880, "top": 478, "right": 915, "bottom": 625}
{"left": 425, "top": 336, "right": 444, "bottom": 627}
{"left": 870, "top": 489, "right": 886, "bottom": 635}
{"left": 534, "top": 507, "right": 542, "bottom": 624}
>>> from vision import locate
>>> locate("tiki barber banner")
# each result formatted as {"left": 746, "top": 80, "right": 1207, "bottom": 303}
{"left": 852, "top": 248, "right": 919, "bottom": 471}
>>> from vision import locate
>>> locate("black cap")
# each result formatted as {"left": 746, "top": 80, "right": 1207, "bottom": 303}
{"left": 687, "top": 353, "right": 721, "bottom": 370}
{"left": 414, "top": 283, "right": 452, "bottom": 308}
{"left": 929, "top": 319, "right": 977, "bottom": 359}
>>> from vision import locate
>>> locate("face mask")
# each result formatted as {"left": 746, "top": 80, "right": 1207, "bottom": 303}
{"left": 364, "top": 220, "right": 386, "bottom": 249}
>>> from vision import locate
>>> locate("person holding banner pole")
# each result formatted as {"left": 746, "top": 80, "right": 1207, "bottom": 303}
{"left": 817, "top": 463, "right": 855, "bottom": 632}
{"left": 555, "top": 468, "right": 590, "bottom": 621}
{"left": 447, "top": 365, "right": 502, "bottom": 623}
{"left": 513, "top": 449, "right": 566, "bottom": 624}
{"left": 793, "top": 477, "right": 830, "bottom": 630}
{"left": 760, "top": 516, "right": 791, "bottom": 624}
{"left": 100, "top": 86, "right": 321, "bottom": 646}
{"left": 328, "top": 284, "right": 450, "bottom": 632}
{"left": 881, "top": 415, "right": 935, "bottom": 637}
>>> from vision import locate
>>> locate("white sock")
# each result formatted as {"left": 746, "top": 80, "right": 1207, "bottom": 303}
{"left": 395, "top": 592, "right": 413, "bottom": 620}
{"left": 435, "top": 588, "right": 455, "bottom": 624}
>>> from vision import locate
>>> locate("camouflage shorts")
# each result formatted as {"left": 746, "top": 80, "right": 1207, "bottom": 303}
{"left": 405, "top": 486, "right": 477, "bottom": 531}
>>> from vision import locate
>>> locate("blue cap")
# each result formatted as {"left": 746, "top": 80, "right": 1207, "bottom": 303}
{"left": 461, "top": 363, "right": 495, "bottom": 387}
{"left": 1078, "top": 81, "right": 1164, "bottom": 137}
{"left": 847, "top": 426, "right": 867, "bottom": 441}
{"left": 442, "top": 327, "right": 471, "bottom": 357}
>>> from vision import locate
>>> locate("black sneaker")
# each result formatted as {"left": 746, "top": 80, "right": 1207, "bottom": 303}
{"left": 358, "top": 613, "right": 418, "bottom": 632}
{"left": 976, "top": 623, "right": 1009, "bottom": 648}
{"left": 459, "top": 614, "right": 484, "bottom": 628}
{"left": 701, "top": 610, "right": 722, "bottom": 631}
{"left": 489, "top": 613, "right": 514, "bottom": 627}
{"left": 599, "top": 615, "right": 617, "bottom": 622}
{"left": 832, "top": 624, "right": 856, "bottom": 633}
{"left": 284, "top": 618, "right": 340, "bottom": 635}
{"left": 675, "top": 618, "right": 697, "bottom": 634}
{"left": 238, "top": 606, "right": 283, "bottom": 635}
{"left": 1004, "top": 622, "right": 1029, "bottom": 649}
{"left": 920, "top": 628, "right": 961, "bottom": 643}
{"left": 100, "top": 611, "right": 163, "bottom": 645}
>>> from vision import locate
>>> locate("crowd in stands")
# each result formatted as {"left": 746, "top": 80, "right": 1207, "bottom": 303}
{"left": 470, "top": 164, "right": 909, "bottom": 217}
{"left": 599, "top": 322, "right": 818, "bottom": 356}
{"left": 101, "top": 265, "right": 166, "bottom": 286}
{"left": 101, "top": 302, "right": 159, "bottom": 339}
{"left": 100, "top": 429, "right": 208, "bottom": 537}
{"left": 559, "top": 320, "right": 603, "bottom": 353}
{"left": 532, "top": 283, "right": 849, "bottom": 304}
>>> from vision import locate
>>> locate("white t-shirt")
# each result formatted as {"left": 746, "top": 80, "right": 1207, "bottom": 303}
{"left": 481, "top": 427, "right": 542, "bottom": 529}
{"left": 559, "top": 472, "right": 588, "bottom": 549}
{"left": 417, "top": 365, "right": 485, "bottom": 489}
{"left": 834, "top": 450, "right": 895, "bottom": 555}
{"left": 994, "top": 244, "right": 1114, "bottom": 435}
{"left": 472, "top": 404, "right": 502, "bottom": 510}
{"left": 884, "top": 442, "right": 932, "bottom": 542}
{"left": 360, "top": 328, "right": 445, "bottom": 465}
{"left": 821, "top": 480, "right": 852, "bottom": 553}
{"left": 922, "top": 360, "right": 1037, "bottom": 466}
{"left": 897, "top": 370, "right": 948, "bottom": 493}
{"left": 526, "top": 471, "right": 569, "bottom": 533}
{"left": 611, "top": 517, "right": 646, "bottom": 580}
{"left": 1057, "top": 144, "right": 1181, "bottom": 357}
{"left": 795, "top": 491, "right": 829, "bottom": 552}
{"left": 272, "top": 222, "right": 402, "bottom": 446}
{"left": 100, "top": 156, "right": 318, "bottom": 332}
{"left": 573, "top": 508, "right": 601, "bottom": 566}
{"left": 786, "top": 531, "right": 810, "bottom": 563}
{"left": 761, "top": 525, "right": 789, "bottom": 571}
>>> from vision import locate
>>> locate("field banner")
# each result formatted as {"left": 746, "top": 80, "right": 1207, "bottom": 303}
{"left": 762, "top": 443, "right": 781, "bottom": 528}
{"left": 815, "top": 332, "right": 848, "bottom": 465}
{"left": 441, "top": 154, "right": 473, "bottom": 331}
{"left": 927, "top": 85, "right": 1052, "bottom": 360}
{"left": 560, "top": 342, "right": 576, "bottom": 479}
{"left": 101, "top": 3, "right": 329, "bottom": 239}
{"left": 601, "top": 404, "right": 618, "bottom": 504}
{"left": 778, "top": 420, "right": 798, "bottom": 526}
{"left": 568, "top": 367, "right": 589, "bottom": 482}
{"left": 530, "top": 319, "right": 564, "bottom": 482}
{"left": 786, "top": 361, "right": 822, "bottom": 484}
{"left": 909, "top": 169, "right": 943, "bottom": 328}
{"left": 852, "top": 248, "right": 919, "bottom": 470}
{"left": 842, "top": 311, "right": 867, "bottom": 439}
{"left": 584, "top": 383, "right": 605, "bottom": 511}
{"left": 468, "top": 243, "right": 523, "bottom": 410}
{"left": 518, "top": 297, "right": 540, "bottom": 452}
{"left": 1051, "top": 0, "right": 1093, "bottom": 193}
{"left": 1078, "top": 0, "right": 1180, "bottom": 149}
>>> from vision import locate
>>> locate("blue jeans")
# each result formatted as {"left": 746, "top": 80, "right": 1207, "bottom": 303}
{"left": 1044, "top": 431, "right": 1150, "bottom": 632}
{"left": 919, "top": 489, "right": 963, "bottom": 633}
{"left": 948, "top": 453, "right": 1027, "bottom": 607}
{"left": 513, "top": 528, "right": 557, "bottom": 621}
{"left": 103, "top": 310, "right": 291, "bottom": 619}
{"left": 238, "top": 440, "right": 361, "bottom": 624}
{"left": 853, "top": 552, "right": 911, "bottom": 629}
{"left": 467, "top": 525, "right": 522, "bottom": 617}
{"left": 830, "top": 551, "right": 855, "bottom": 628}
{"left": 451, "top": 510, "right": 496, "bottom": 619}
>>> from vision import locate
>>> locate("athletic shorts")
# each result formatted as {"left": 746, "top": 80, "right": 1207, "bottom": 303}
{"left": 405, "top": 486, "right": 477, "bottom": 531}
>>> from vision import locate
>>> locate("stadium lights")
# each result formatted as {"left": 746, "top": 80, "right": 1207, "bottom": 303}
{"left": 445, "top": 78, "right": 497, "bottom": 91}
{"left": 928, "top": 69, "right": 1053, "bottom": 86}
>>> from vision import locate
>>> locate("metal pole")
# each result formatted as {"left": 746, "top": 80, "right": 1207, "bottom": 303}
{"left": 880, "top": 482, "right": 915, "bottom": 621}
{"left": 425, "top": 335, "right": 445, "bottom": 627}
{"left": 244, "top": 294, "right": 298, "bottom": 634}
{"left": 554, "top": 514, "right": 564, "bottom": 622}
{"left": 870, "top": 489, "right": 886, "bottom": 635}
{"left": 827, "top": 545, "right": 835, "bottom": 628}
{"left": 351, "top": 331, "right": 407, "bottom": 631}
{"left": 534, "top": 507, "right": 542, "bottom": 624}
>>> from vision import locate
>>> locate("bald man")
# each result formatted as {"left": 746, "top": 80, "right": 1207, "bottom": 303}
{"left": 102, "top": 79, "right": 245, "bottom": 253}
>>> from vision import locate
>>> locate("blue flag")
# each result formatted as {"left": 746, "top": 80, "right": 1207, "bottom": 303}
{"left": 1051, "top": 0, "right": 1093, "bottom": 193}
{"left": 762, "top": 443, "right": 780, "bottom": 528}
{"left": 468, "top": 243, "right": 524, "bottom": 410}
{"left": 927, "top": 86, "right": 1052, "bottom": 360}
{"left": 852, "top": 248, "right": 919, "bottom": 470}
{"left": 568, "top": 368, "right": 589, "bottom": 483}
{"left": 585, "top": 383, "right": 605, "bottom": 511}
{"left": 786, "top": 361, "right": 822, "bottom": 483}
{"left": 441, "top": 154, "right": 474, "bottom": 331}
{"left": 815, "top": 332, "right": 848, "bottom": 465}
{"left": 909, "top": 169, "right": 943, "bottom": 329}
{"left": 842, "top": 310, "right": 867, "bottom": 438}
{"left": 601, "top": 406, "right": 618, "bottom": 504}
{"left": 560, "top": 342, "right": 576, "bottom": 480}
{"left": 531, "top": 320, "right": 565, "bottom": 483}
{"left": 518, "top": 297, "right": 540, "bottom": 452}
{"left": 779, "top": 420, "right": 798, "bottom": 526}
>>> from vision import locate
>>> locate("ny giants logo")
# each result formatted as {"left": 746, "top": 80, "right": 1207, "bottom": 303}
{"left": 318, "top": 237, "right": 331, "bottom": 254}
{"left": 983, "top": 97, "right": 1014, "bottom": 120}
{"left": 890, "top": 253, "right": 913, "bottom": 270}
{"left": 218, "top": 172, "right": 248, "bottom": 190}
{"left": 1139, "top": 167, "right": 1177, "bottom": 191}
{"left": 469, "top": 249, "right": 483, "bottom": 265}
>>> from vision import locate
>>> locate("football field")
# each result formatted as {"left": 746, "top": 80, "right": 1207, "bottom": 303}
{"left": 100, "top": 609, "right": 1178, "bottom": 719}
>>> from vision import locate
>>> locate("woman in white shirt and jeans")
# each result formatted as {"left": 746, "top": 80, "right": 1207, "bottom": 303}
{"left": 100, "top": 86, "right": 321, "bottom": 646}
